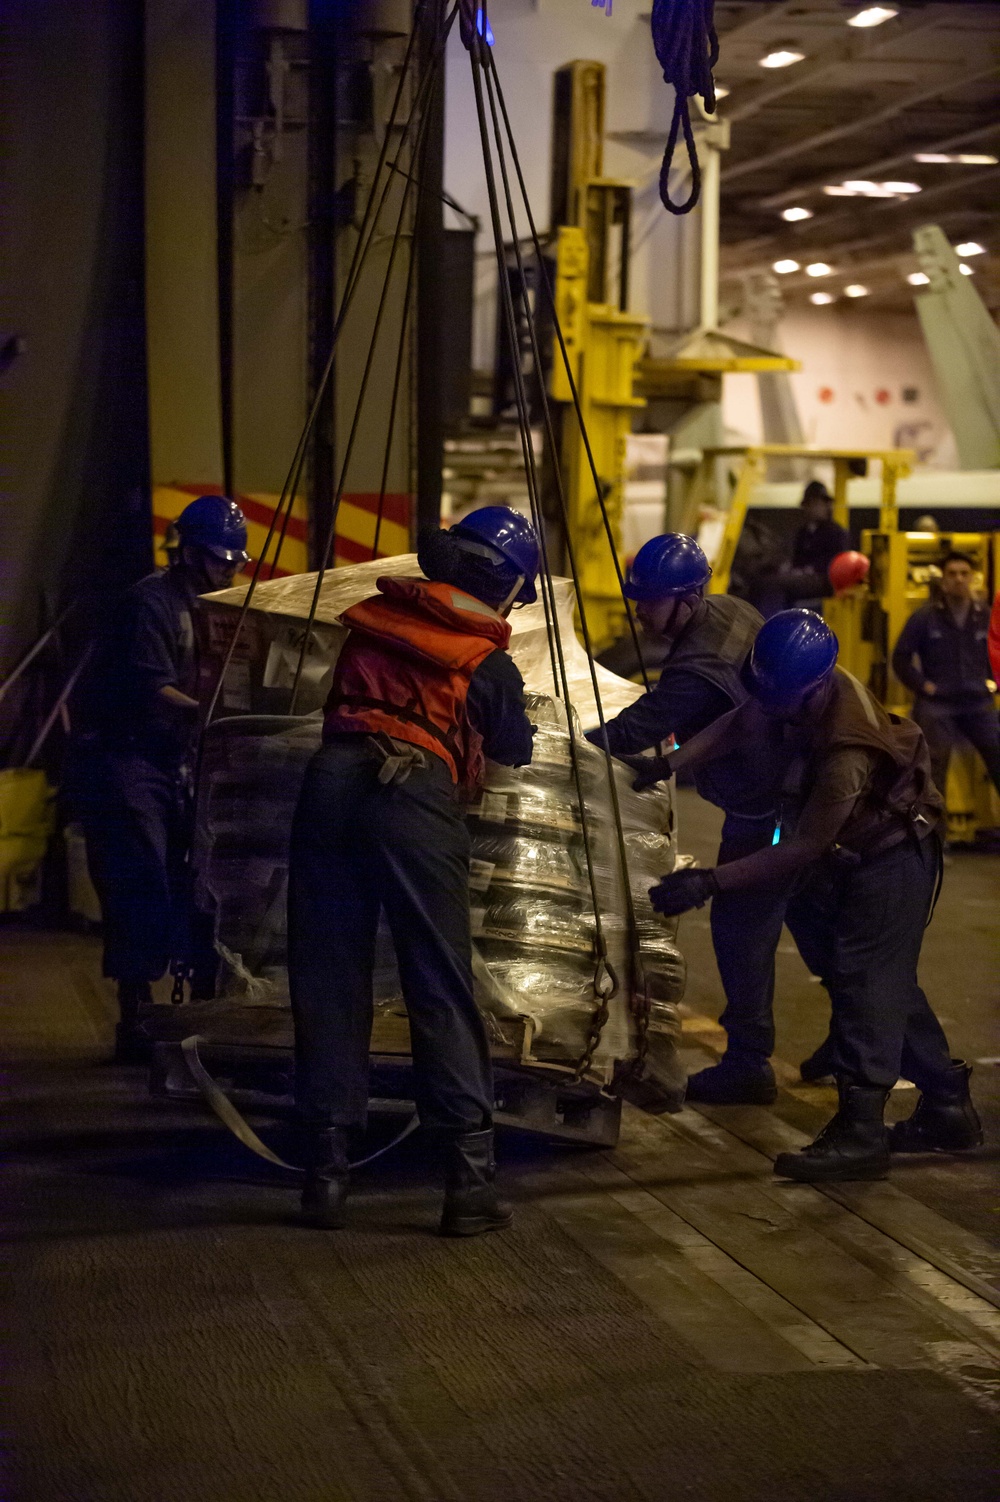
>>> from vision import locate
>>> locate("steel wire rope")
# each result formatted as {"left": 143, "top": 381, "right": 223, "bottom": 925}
{"left": 371, "top": 153, "right": 422, "bottom": 562}
{"left": 288, "top": 7, "right": 458, "bottom": 710}
{"left": 201, "top": 1, "right": 439, "bottom": 726}
{"left": 480, "top": 43, "right": 651, "bottom": 1078}
{"left": 484, "top": 54, "right": 653, "bottom": 702}
{"left": 468, "top": 31, "right": 622, "bottom": 1061}
{"left": 264, "top": 4, "right": 457, "bottom": 584}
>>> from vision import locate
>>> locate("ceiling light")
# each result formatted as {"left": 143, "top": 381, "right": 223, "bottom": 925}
{"left": 773, "top": 258, "right": 800, "bottom": 274}
{"left": 844, "top": 284, "right": 869, "bottom": 298}
{"left": 847, "top": 7, "right": 898, "bottom": 28}
{"left": 914, "top": 153, "right": 998, "bottom": 166}
{"left": 907, "top": 272, "right": 930, "bottom": 286}
{"left": 955, "top": 241, "right": 985, "bottom": 257}
{"left": 805, "top": 262, "right": 832, "bottom": 277}
{"left": 959, "top": 263, "right": 974, "bottom": 276}
{"left": 810, "top": 292, "right": 835, "bottom": 305}
{"left": 781, "top": 206, "right": 813, "bottom": 222}
{"left": 759, "top": 49, "right": 805, "bottom": 69}
{"left": 823, "top": 180, "right": 919, "bottom": 198}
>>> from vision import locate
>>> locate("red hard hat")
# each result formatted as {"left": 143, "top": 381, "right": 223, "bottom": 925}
{"left": 829, "top": 550, "right": 869, "bottom": 594}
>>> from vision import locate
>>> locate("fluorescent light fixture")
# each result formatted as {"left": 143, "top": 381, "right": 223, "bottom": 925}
{"left": 959, "top": 263, "right": 974, "bottom": 276}
{"left": 824, "top": 180, "right": 919, "bottom": 198}
{"left": 805, "top": 262, "right": 833, "bottom": 277}
{"left": 907, "top": 272, "right": 930, "bottom": 286}
{"left": 810, "top": 292, "right": 835, "bottom": 305}
{"left": 773, "top": 258, "right": 800, "bottom": 274}
{"left": 955, "top": 241, "right": 985, "bottom": 256}
{"left": 848, "top": 7, "right": 898, "bottom": 28}
{"left": 781, "top": 206, "right": 813, "bottom": 222}
{"left": 844, "top": 284, "right": 869, "bottom": 298}
{"left": 759, "top": 49, "right": 805, "bottom": 69}
{"left": 914, "top": 153, "right": 998, "bottom": 166}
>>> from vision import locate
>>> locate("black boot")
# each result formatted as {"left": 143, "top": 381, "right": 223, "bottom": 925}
{"left": 440, "top": 1128, "right": 512, "bottom": 1237}
{"left": 774, "top": 1080, "right": 890, "bottom": 1182}
{"left": 113, "top": 981, "right": 153, "bottom": 1064}
{"left": 799, "top": 1035, "right": 837, "bottom": 1084}
{"left": 300, "top": 1125, "right": 351, "bottom": 1229}
{"left": 685, "top": 1056, "right": 777, "bottom": 1105}
{"left": 890, "top": 1062, "right": 984, "bottom": 1154}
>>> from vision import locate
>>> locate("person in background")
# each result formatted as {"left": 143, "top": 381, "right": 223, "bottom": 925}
{"left": 79, "top": 496, "right": 249, "bottom": 1061}
{"left": 891, "top": 551, "right": 1000, "bottom": 807}
{"left": 645, "top": 611, "right": 982, "bottom": 1182}
{"left": 585, "top": 534, "right": 789, "bottom": 1106}
{"left": 749, "top": 481, "right": 850, "bottom": 616}
{"left": 287, "top": 506, "right": 538, "bottom": 1237}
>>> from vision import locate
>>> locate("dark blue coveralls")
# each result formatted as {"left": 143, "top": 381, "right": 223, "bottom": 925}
{"left": 79, "top": 568, "right": 208, "bottom": 996}
{"left": 891, "top": 597, "right": 1000, "bottom": 803}
{"left": 288, "top": 650, "right": 533, "bottom": 1132}
{"left": 587, "top": 594, "right": 788, "bottom": 1066}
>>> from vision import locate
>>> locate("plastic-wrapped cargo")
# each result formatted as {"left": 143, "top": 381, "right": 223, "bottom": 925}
{"left": 191, "top": 558, "right": 685, "bottom": 1091}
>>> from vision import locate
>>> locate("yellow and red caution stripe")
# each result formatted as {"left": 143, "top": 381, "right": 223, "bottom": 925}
{"left": 333, "top": 492, "right": 411, "bottom": 567}
{"left": 153, "top": 484, "right": 412, "bottom": 578}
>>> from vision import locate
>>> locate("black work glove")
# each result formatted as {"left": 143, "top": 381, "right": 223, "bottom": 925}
{"left": 649, "top": 868, "right": 719, "bottom": 917}
{"left": 629, "top": 752, "right": 674, "bottom": 792}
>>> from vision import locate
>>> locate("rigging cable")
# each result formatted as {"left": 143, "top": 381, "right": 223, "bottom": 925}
{"left": 287, "top": 5, "right": 459, "bottom": 710}
{"left": 477, "top": 35, "right": 651, "bottom": 1077}
{"left": 485, "top": 55, "right": 652, "bottom": 698}
{"left": 469, "top": 35, "right": 617, "bottom": 1033}
{"left": 202, "top": 0, "right": 440, "bottom": 725}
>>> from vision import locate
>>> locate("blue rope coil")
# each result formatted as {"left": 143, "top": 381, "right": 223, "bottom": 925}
{"left": 650, "top": 0, "right": 718, "bottom": 215}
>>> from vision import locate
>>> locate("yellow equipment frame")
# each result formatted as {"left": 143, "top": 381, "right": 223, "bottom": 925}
{"left": 694, "top": 442, "right": 999, "bottom": 840}
{"left": 695, "top": 444, "right": 914, "bottom": 597}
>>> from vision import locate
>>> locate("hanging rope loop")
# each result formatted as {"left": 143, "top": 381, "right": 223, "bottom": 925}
{"left": 650, "top": 0, "right": 718, "bottom": 215}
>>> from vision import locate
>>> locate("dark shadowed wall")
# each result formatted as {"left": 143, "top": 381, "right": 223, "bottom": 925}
{"left": 1, "top": 0, "right": 151, "bottom": 679}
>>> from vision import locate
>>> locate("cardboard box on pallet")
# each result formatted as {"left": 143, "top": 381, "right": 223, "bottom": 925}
{"left": 194, "top": 595, "right": 345, "bottom": 719}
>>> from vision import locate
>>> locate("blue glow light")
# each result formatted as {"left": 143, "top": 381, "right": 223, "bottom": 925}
{"left": 772, "top": 823, "right": 782, "bottom": 845}
{"left": 476, "top": 8, "right": 495, "bottom": 45}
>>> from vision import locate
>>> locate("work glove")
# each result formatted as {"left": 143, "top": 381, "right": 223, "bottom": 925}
{"left": 649, "top": 867, "right": 719, "bottom": 917}
{"left": 628, "top": 752, "right": 675, "bottom": 792}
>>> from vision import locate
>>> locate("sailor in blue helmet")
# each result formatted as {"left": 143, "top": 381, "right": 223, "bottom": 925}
{"left": 643, "top": 610, "right": 982, "bottom": 1182}
{"left": 79, "top": 495, "right": 249, "bottom": 1061}
{"left": 585, "top": 533, "right": 791, "bottom": 1104}
{"left": 287, "top": 506, "right": 538, "bottom": 1236}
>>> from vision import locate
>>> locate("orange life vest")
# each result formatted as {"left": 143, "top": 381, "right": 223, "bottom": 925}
{"left": 324, "top": 576, "right": 511, "bottom": 787}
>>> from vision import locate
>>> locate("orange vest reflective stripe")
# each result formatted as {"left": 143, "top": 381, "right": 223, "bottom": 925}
{"left": 324, "top": 576, "right": 511, "bottom": 786}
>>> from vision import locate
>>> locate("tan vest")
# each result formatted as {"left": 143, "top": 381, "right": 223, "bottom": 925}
{"left": 804, "top": 670, "right": 943, "bottom": 855}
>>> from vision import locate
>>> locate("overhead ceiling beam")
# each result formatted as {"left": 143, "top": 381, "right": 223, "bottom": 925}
{"left": 721, "top": 207, "right": 993, "bottom": 272}
{"left": 722, "top": 167, "right": 1000, "bottom": 272}
{"left": 757, "top": 120, "right": 1000, "bottom": 209}
{"left": 720, "top": 60, "right": 1000, "bottom": 184}
{"left": 722, "top": 9, "right": 936, "bottom": 125}
{"left": 713, "top": 2, "right": 799, "bottom": 47}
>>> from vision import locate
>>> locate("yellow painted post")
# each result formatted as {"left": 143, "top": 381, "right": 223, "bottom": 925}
{"left": 831, "top": 458, "right": 849, "bottom": 532}
{"left": 550, "top": 228, "right": 647, "bottom": 651}
{"left": 708, "top": 449, "right": 761, "bottom": 595}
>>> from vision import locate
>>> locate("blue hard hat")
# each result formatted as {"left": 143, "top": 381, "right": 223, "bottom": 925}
{"left": 175, "top": 495, "right": 250, "bottom": 564}
{"left": 623, "top": 534, "right": 711, "bottom": 601}
{"left": 451, "top": 506, "right": 540, "bottom": 605}
{"left": 746, "top": 609, "right": 839, "bottom": 711}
